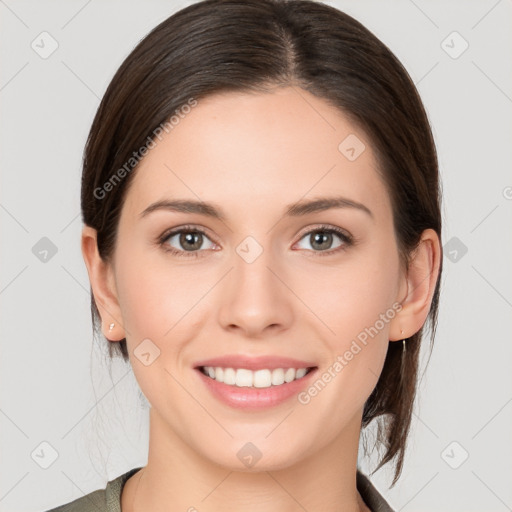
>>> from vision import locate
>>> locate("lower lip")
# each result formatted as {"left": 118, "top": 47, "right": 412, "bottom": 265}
{"left": 195, "top": 367, "right": 318, "bottom": 410}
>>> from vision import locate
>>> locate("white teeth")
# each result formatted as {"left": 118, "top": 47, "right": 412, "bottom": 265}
{"left": 201, "top": 366, "right": 311, "bottom": 388}
{"left": 296, "top": 368, "right": 308, "bottom": 379}
{"left": 214, "top": 367, "right": 224, "bottom": 381}
{"left": 271, "top": 368, "right": 285, "bottom": 386}
{"left": 284, "top": 368, "right": 295, "bottom": 383}
{"left": 235, "top": 369, "right": 253, "bottom": 387}
{"left": 223, "top": 367, "right": 236, "bottom": 385}
{"left": 253, "top": 369, "right": 272, "bottom": 388}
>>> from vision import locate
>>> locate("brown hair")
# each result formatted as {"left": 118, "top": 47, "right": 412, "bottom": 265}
{"left": 81, "top": 0, "right": 443, "bottom": 486}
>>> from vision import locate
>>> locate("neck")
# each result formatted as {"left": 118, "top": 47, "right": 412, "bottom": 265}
{"left": 123, "top": 407, "right": 370, "bottom": 512}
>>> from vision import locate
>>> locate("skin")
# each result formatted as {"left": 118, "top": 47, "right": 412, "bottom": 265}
{"left": 82, "top": 86, "right": 441, "bottom": 512}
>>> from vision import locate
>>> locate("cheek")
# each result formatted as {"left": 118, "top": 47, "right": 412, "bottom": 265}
{"left": 113, "top": 246, "right": 224, "bottom": 401}
{"left": 116, "top": 242, "right": 182, "bottom": 344}
{"left": 304, "top": 249, "right": 398, "bottom": 340}
{"left": 115, "top": 264, "right": 168, "bottom": 339}
{"left": 114, "top": 243, "right": 209, "bottom": 338}
{"left": 298, "top": 239, "right": 399, "bottom": 390}
{"left": 296, "top": 256, "right": 397, "bottom": 431}
{"left": 113, "top": 247, "right": 208, "bottom": 396}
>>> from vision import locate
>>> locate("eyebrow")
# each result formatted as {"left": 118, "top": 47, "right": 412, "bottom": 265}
{"left": 139, "top": 196, "right": 373, "bottom": 221}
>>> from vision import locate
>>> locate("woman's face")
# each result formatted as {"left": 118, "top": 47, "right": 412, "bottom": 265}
{"left": 108, "top": 86, "right": 407, "bottom": 470}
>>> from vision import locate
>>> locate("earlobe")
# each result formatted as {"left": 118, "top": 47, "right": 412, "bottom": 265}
{"left": 81, "top": 225, "right": 125, "bottom": 341}
{"left": 389, "top": 228, "right": 441, "bottom": 341}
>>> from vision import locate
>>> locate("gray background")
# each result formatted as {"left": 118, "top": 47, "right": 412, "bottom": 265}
{"left": 1, "top": 0, "right": 511, "bottom": 510}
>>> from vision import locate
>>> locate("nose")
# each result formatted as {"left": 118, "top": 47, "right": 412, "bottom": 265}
{"left": 217, "top": 244, "right": 294, "bottom": 339}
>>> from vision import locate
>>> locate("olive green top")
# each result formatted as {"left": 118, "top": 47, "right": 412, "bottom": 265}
{"left": 44, "top": 467, "right": 394, "bottom": 511}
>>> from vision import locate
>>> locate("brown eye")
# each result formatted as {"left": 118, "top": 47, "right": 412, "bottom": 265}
{"left": 178, "top": 231, "right": 204, "bottom": 251}
{"left": 295, "top": 226, "right": 352, "bottom": 255}
{"left": 160, "top": 227, "right": 216, "bottom": 256}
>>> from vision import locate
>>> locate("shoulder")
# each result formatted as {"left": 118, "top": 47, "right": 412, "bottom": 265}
{"left": 43, "top": 467, "right": 143, "bottom": 512}
{"left": 356, "top": 468, "right": 395, "bottom": 512}
{"left": 43, "top": 488, "right": 105, "bottom": 512}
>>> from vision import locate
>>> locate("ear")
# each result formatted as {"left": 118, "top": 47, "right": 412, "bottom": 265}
{"left": 81, "top": 225, "right": 126, "bottom": 341}
{"left": 389, "top": 228, "right": 441, "bottom": 341}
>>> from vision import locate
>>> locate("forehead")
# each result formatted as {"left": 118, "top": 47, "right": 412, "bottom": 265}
{"left": 122, "top": 86, "right": 390, "bottom": 222}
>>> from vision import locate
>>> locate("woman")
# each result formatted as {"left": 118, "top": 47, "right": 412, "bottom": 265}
{"left": 46, "top": 0, "right": 442, "bottom": 510}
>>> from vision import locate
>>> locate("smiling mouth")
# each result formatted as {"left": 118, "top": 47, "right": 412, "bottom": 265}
{"left": 198, "top": 366, "right": 317, "bottom": 388}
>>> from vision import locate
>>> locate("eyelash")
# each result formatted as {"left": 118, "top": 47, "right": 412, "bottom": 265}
{"left": 157, "top": 223, "right": 354, "bottom": 259}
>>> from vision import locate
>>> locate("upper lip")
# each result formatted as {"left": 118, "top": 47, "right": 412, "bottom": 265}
{"left": 194, "top": 355, "right": 317, "bottom": 371}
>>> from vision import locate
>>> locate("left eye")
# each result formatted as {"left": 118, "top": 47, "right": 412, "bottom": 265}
{"left": 294, "top": 228, "right": 350, "bottom": 252}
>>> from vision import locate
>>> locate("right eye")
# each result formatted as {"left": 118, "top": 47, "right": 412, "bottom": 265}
{"left": 159, "top": 226, "right": 217, "bottom": 257}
